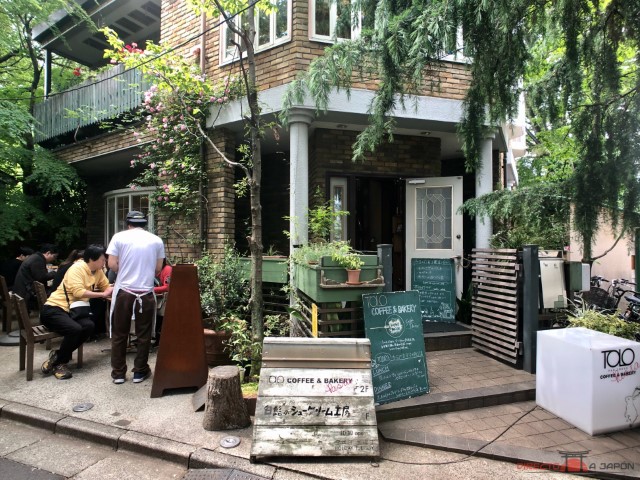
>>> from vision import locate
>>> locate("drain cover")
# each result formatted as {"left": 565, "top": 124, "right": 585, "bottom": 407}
{"left": 220, "top": 436, "right": 241, "bottom": 448}
{"left": 72, "top": 403, "right": 94, "bottom": 412}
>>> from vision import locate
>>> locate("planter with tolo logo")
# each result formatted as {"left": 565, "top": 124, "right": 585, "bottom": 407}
{"left": 536, "top": 327, "right": 640, "bottom": 435}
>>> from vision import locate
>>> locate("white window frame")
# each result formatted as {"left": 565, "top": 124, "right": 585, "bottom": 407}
{"left": 309, "top": 0, "right": 362, "bottom": 43}
{"left": 103, "top": 187, "right": 155, "bottom": 245}
{"left": 219, "top": 0, "right": 292, "bottom": 65}
{"left": 441, "top": 26, "right": 469, "bottom": 63}
{"left": 329, "top": 177, "right": 348, "bottom": 242}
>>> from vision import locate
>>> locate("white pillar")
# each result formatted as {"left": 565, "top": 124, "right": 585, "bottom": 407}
{"left": 288, "top": 109, "right": 314, "bottom": 251}
{"left": 475, "top": 136, "right": 494, "bottom": 249}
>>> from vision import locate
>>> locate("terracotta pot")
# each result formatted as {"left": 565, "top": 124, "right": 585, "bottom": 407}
{"left": 346, "top": 269, "right": 362, "bottom": 285}
{"left": 202, "top": 329, "right": 234, "bottom": 367}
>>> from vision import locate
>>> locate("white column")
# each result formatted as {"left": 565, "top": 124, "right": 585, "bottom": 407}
{"left": 288, "top": 109, "right": 314, "bottom": 250}
{"left": 475, "top": 136, "right": 494, "bottom": 249}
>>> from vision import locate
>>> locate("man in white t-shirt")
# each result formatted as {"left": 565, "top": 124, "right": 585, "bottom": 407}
{"left": 106, "top": 211, "right": 165, "bottom": 384}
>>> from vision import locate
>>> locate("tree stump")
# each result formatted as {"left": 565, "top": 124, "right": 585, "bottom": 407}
{"left": 202, "top": 365, "right": 251, "bottom": 431}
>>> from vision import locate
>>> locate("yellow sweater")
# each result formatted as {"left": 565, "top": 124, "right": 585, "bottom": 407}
{"left": 45, "top": 261, "right": 110, "bottom": 312}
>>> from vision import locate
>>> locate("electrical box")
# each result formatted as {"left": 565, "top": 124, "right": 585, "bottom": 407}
{"left": 568, "top": 262, "right": 590, "bottom": 292}
{"left": 539, "top": 258, "right": 567, "bottom": 309}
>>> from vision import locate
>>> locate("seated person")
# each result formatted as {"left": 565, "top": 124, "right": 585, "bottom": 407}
{"left": 153, "top": 258, "right": 172, "bottom": 346}
{"left": 0, "top": 246, "right": 34, "bottom": 290}
{"left": 12, "top": 244, "right": 58, "bottom": 311}
{"left": 40, "top": 245, "right": 113, "bottom": 380}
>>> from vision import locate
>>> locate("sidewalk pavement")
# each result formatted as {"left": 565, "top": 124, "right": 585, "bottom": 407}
{"left": 0, "top": 338, "right": 635, "bottom": 479}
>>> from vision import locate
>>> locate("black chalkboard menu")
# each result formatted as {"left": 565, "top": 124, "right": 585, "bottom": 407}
{"left": 411, "top": 258, "right": 456, "bottom": 323}
{"left": 362, "top": 291, "right": 429, "bottom": 405}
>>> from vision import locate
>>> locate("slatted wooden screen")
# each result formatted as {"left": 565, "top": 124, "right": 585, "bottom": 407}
{"left": 471, "top": 248, "right": 521, "bottom": 365}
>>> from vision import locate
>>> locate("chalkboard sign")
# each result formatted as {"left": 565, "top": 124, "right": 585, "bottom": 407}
{"left": 362, "top": 291, "right": 429, "bottom": 405}
{"left": 411, "top": 258, "right": 456, "bottom": 323}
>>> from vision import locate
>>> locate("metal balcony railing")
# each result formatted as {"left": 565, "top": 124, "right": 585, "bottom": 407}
{"left": 33, "top": 64, "right": 148, "bottom": 143}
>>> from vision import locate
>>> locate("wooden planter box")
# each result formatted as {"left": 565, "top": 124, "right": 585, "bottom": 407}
{"left": 239, "top": 256, "right": 288, "bottom": 283}
{"left": 293, "top": 255, "right": 383, "bottom": 303}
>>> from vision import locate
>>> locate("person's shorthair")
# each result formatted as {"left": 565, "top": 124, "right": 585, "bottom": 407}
{"left": 84, "top": 244, "right": 106, "bottom": 262}
{"left": 39, "top": 243, "right": 58, "bottom": 254}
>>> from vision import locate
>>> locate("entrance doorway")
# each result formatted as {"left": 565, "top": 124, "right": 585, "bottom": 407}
{"left": 352, "top": 177, "right": 405, "bottom": 291}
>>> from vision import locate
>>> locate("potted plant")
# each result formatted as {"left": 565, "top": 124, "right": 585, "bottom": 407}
{"left": 196, "top": 244, "right": 250, "bottom": 367}
{"left": 330, "top": 246, "right": 365, "bottom": 284}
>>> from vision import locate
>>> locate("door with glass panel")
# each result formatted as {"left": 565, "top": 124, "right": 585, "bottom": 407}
{"left": 405, "top": 177, "right": 463, "bottom": 319}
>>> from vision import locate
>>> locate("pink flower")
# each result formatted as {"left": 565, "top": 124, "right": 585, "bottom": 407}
{"left": 164, "top": 196, "right": 169, "bottom": 201}
{"left": 133, "top": 131, "right": 139, "bottom": 136}
{"left": 130, "top": 160, "right": 135, "bottom": 166}
{"left": 162, "top": 117, "right": 168, "bottom": 123}
{"left": 161, "top": 170, "right": 167, "bottom": 176}
{"left": 150, "top": 163, "right": 156, "bottom": 169}
{"left": 210, "top": 96, "right": 217, "bottom": 102}
{"left": 180, "top": 125, "right": 187, "bottom": 131}
{"left": 169, "top": 138, "right": 174, "bottom": 143}
{"left": 217, "top": 98, "right": 224, "bottom": 103}
{"left": 157, "top": 196, "right": 163, "bottom": 201}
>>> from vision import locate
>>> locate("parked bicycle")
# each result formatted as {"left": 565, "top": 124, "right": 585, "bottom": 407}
{"left": 576, "top": 276, "right": 636, "bottom": 314}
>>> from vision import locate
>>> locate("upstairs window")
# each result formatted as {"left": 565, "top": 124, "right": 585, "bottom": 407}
{"left": 221, "top": 0, "right": 291, "bottom": 64}
{"left": 310, "top": 0, "right": 361, "bottom": 42}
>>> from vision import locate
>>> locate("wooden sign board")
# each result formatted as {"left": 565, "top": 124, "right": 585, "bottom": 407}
{"left": 411, "top": 258, "right": 456, "bottom": 322}
{"left": 362, "top": 290, "right": 429, "bottom": 405}
{"left": 250, "top": 338, "right": 379, "bottom": 462}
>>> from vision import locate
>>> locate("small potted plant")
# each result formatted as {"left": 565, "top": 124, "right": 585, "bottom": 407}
{"left": 331, "top": 247, "right": 365, "bottom": 285}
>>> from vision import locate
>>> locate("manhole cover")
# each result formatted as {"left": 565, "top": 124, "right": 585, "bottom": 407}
{"left": 72, "top": 403, "right": 94, "bottom": 412}
{"left": 220, "top": 436, "right": 240, "bottom": 448}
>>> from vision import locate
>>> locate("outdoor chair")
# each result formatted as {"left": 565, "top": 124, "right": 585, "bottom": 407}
{"left": 33, "top": 281, "right": 53, "bottom": 350}
{"left": 0, "top": 275, "right": 13, "bottom": 333}
{"left": 10, "top": 293, "right": 83, "bottom": 381}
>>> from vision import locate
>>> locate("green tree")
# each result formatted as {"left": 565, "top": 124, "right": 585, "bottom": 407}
{"left": 103, "top": 0, "right": 270, "bottom": 377}
{"left": 282, "top": 0, "right": 640, "bottom": 260}
{"left": 0, "top": 0, "right": 89, "bottom": 249}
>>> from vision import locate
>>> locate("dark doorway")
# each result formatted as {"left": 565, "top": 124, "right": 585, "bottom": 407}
{"left": 353, "top": 177, "right": 405, "bottom": 291}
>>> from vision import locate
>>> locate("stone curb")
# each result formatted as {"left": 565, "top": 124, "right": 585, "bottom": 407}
{"left": 118, "top": 430, "right": 197, "bottom": 468}
{"left": 56, "top": 416, "right": 125, "bottom": 449}
{"left": 378, "top": 424, "right": 637, "bottom": 480}
{"left": 375, "top": 381, "right": 536, "bottom": 422}
{"left": 0, "top": 401, "right": 65, "bottom": 431}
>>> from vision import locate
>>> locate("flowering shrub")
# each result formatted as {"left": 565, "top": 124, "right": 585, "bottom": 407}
{"left": 101, "top": 28, "right": 244, "bottom": 214}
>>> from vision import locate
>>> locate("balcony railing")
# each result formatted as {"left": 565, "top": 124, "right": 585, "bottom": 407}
{"left": 33, "top": 64, "right": 148, "bottom": 143}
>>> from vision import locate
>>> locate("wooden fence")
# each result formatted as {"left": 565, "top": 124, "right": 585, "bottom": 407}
{"left": 471, "top": 248, "right": 522, "bottom": 365}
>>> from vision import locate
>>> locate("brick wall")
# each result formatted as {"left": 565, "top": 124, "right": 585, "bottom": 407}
{"left": 53, "top": 128, "right": 144, "bottom": 163}
{"left": 310, "top": 129, "right": 441, "bottom": 197}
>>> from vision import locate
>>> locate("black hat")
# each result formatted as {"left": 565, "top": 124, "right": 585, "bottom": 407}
{"left": 126, "top": 211, "right": 147, "bottom": 224}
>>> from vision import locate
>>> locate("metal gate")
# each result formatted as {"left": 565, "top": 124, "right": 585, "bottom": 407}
{"left": 471, "top": 248, "right": 522, "bottom": 365}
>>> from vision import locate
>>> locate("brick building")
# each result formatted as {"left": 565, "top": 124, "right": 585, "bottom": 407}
{"left": 33, "top": 0, "right": 524, "bottom": 295}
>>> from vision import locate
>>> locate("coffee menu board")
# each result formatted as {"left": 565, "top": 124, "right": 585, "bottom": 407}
{"left": 362, "top": 290, "right": 429, "bottom": 405}
{"left": 411, "top": 257, "right": 456, "bottom": 323}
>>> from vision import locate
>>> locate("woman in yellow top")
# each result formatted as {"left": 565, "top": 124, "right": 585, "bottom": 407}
{"left": 40, "top": 244, "right": 113, "bottom": 380}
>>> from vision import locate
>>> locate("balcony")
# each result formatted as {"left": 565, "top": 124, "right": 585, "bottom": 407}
{"left": 33, "top": 64, "right": 148, "bottom": 143}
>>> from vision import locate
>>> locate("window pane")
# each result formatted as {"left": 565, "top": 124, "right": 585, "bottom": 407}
{"left": 336, "top": 0, "right": 351, "bottom": 39}
{"left": 415, "top": 186, "right": 452, "bottom": 249}
{"left": 116, "top": 196, "right": 128, "bottom": 233}
{"left": 315, "top": 0, "right": 330, "bottom": 36}
{"left": 258, "top": 9, "right": 270, "bottom": 46}
{"left": 275, "top": 0, "right": 288, "bottom": 39}
{"left": 225, "top": 23, "right": 236, "bottom": 58}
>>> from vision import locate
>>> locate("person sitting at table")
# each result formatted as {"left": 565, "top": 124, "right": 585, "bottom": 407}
{"left": 40, "top": 244, "right": 113, "bottom": 380}
{"left": 0, "top": 246, "right": 34, "bottom": 291}
{"left": 12, "top": 244, "right": 58, "bottom": 311}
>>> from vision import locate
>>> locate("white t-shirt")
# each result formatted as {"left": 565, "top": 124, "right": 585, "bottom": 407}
{"left": 106, "top": 228, "right": 165, "bottom": 291}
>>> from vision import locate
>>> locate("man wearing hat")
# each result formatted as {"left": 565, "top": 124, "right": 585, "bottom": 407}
{"left": 106, "top": 211, "right": 165, "bottom": 384}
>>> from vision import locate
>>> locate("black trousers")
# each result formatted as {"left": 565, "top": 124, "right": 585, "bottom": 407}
{"left": 40, "top": 305, "right": 94, "bottom": 365}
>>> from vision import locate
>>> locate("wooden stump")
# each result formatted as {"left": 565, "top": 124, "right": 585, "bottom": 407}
{"left": 202, "top": 365, "right": 251, "bottom": 431}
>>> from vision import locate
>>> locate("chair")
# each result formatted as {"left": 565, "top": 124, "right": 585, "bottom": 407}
{"left": 33, "top": 281, "right": 48, "bottom": 311}
{"left": 0, "top": 275, "right": 13, "bottom": 333}
{"left": 33, "top": 281, "right": 53, "bottom": 350}
{"left": 10, "top": 293, "right": 83, "bottom": 381}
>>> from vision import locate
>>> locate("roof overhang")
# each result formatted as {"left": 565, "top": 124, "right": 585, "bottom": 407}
{"left": 33, "top": 0, "right": 161, "bottom": 68}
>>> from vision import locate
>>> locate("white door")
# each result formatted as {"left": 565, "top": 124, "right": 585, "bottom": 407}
{"left": 406, "top": 177, "right": 464, "bottom": 308}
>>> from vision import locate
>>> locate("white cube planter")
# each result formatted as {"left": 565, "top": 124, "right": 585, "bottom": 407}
{"left": 537, "top": 327, "right": 640, "bottom": 435}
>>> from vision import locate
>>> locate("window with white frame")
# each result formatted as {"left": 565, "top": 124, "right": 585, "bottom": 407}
{"left": 104, "top": 188, "right": 154, "bottom": 245}
{"left": 329, "top": 177, "right": 348, "bottom": 241}
{"left": 310, "top": 0, "right": 361, "bottom": 42}
{"left": 220, "top": 0, "right": 291, "bottom": 64}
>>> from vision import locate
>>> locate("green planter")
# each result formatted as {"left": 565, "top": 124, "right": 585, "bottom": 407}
{"left": 293, "top": 255, "right": 384, "bottom": 303}
{"left": 239, "top": 256, "right": 288, "bottom": 283}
